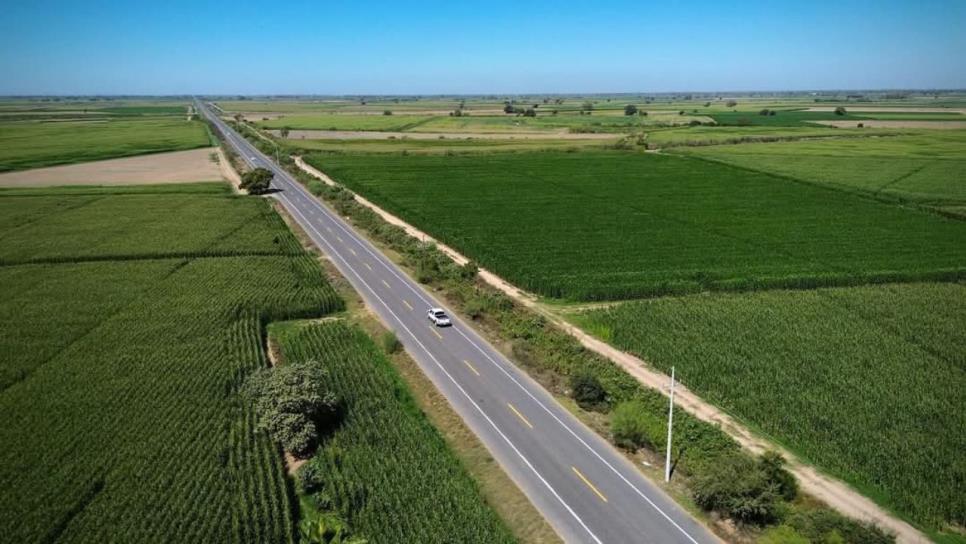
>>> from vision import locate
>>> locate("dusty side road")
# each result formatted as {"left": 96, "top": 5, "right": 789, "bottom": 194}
{"left": 294, "top": 155, "right": 931, "bottom": 544}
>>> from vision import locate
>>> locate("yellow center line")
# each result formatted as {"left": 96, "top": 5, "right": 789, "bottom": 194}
{"left": 430, "top": 327, "right": 443, "bottom": 340}
{"left": 572, "top": 466, "right": 608, "bottom": 503}
{"left": 403, "top": 300, "right": 413, "bottom": 311}
{"left": 381, "top": 279, "right": 391, "bottom": 288}
{"left": 463, "top": 360, "right": 481, "bottom": 376}
{"left": 507, "top": 402, "right": 534, "bottom": 429}
{"left": 364, "top": 262, "right": 372, "bottom": 271}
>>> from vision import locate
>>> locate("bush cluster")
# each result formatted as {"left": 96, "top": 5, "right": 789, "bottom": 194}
{"left": 243, "top": 361, "right": 340, "bottom": 458}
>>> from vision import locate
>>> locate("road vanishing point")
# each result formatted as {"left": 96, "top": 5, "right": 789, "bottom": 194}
{"left": 199, "top": 100, "right": 719, "bottom": 544}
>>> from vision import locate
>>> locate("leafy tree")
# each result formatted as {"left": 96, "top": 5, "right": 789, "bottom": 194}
{"left": 570, "top": 371, "right": 607, "bottom": 410}
{"left": 759, "top": 109, "right": 772, "bottom": 116}
{"left": 725, "top": 100, "right": 737, "bottom": 107}
{"left": 835, "top": 106, "right": 847, "bottom": 116}
{"left": 759, "top": 451, "right": 798, "bottom": 500}
{"left": 581, "top": 101, "right": 594, "bottom": 112}
{"left": 280, "top": 127, "right": 291, "bottom": 138}
{"left": 523, "top": 108, "right": 536, "bottom": 117}
{"left": 240, "top": 167, "right": 274, "bottom": 195}
{"left": 624, "top": 104, "right": 638, "bottom": 116}
{"left": 383, "top": 110, "right": 393, "bottom": 116}
{"left": 243, "top": 361, "right": 340, "bottom": 457}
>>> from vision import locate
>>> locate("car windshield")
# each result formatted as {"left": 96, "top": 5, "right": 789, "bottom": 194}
{"left": 434, "top": 311, "right": 447, "bottom": 317}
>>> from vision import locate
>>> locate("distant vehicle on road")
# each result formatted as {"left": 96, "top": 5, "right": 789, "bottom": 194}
{"left": 427, "top": 308, "right": 452, "bottom": 327}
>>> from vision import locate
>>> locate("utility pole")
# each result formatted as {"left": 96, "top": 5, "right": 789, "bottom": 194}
{"left": 665, "top": 366, "right": 675, "bottom": 483}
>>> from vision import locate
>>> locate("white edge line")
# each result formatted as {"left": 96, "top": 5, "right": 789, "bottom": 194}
{"left": 279, "top": 192, "right": 604, "bottom": 544}
{"left": 455, "top": 327, "right": 701, "bottom": 544}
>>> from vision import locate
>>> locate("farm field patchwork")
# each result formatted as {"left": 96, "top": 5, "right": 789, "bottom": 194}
{"left": 673, "top": 131, "right": 966, "bottom": 206}
{"left": 569, "top": 282, "right": 966, "bottom": 532}
{"left": 257, "top": 113, "right": 437, "bottom": 131}
{"left": 273, "top": 320, "right": 516, "bottom": 543}
{"left": 0, "top": 186, "right": 344, "bottom": 542}
{"left": 0, "top": 116, "right": 211, "bottom": 172}
{"left": 308, "top": 151, "right": 966, "bottom": 300}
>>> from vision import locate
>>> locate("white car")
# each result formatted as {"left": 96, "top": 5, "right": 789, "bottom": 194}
{"left": 427, "top": 308, "right": 452, "bottom": 327}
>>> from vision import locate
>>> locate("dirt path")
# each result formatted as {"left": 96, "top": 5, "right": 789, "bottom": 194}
{"left": 0, "top": 148, "right": 222, "bottom": 187}
{"left": 293, "top": 156, "right": 931, "bottom": 544}
{"left": 216, "top": 147, "right": 242, "bottom": 193}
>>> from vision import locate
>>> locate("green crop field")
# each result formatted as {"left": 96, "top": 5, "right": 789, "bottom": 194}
{"left": 0, "top": 117, "right": 211, "bottom": 172}
{"left": 570, "top": 282, "right": 966, "bottom": 531}
{"left": 273, "top": 320, "right": 516, "bottom": 543}
{"left": 0, "top": 185, "right": 344, "bottom": 542}
{"left": 673, "top": 131, "right": 966, "bottom": 207}
{"left": 258, "top": 113, "right": 437, "bottom": 131}
{"left": 308, "top": 150, "right": 966, "bottom": 300}
{"left": 643, "top": 125, "right": 902, "bottom": 147}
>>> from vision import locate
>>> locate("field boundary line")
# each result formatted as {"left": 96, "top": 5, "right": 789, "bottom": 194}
{"left": 292, "top": 156, "right": 931, "bottom": 544}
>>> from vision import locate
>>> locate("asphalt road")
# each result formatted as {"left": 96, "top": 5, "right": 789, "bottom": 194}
{"left": 198, "top": 101, "right": 719, "bottom": 544}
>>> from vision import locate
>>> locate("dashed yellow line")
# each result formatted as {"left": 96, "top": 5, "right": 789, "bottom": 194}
{"left": 572, "top": 466, "right": 608, "bottom": 503}
{"left": 507, "top": 402, "right": 534, "bottom": 429}
{"left": 463, "top": 360, "right": 481, "bottom": 376}
{"left": 429, "top": 326, "right": 443, "bottom": 340}
{"left": 381, "top": 279, "right": 391, "bottom": 288}
{"left": 403, "top": 300, "right": 413, "bottom": 311}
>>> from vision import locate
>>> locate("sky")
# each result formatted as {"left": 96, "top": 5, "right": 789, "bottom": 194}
{"left": 1, "top": 0, "right": 964, "bottom": 95}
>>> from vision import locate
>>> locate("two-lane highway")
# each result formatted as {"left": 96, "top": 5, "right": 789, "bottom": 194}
{"left": 199, "top": 100, "right": 719, "bottom": 544}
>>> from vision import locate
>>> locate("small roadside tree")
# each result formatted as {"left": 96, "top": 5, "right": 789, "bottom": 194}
{"left": 570, "top": 371, "right": 607, "bottom": 410}
{"left": 280, "top": 127, "right": 291, "bottom": 138}
{"left": 240, "top": 167, "right": 274, "bottom": 195}
{"left": 834, "top": 106, "right": 847, "bottom": 116}
{"left": 581, "top": 101, "right": 594, "bottom": 113}
{"left": 624, "top": 104, "right": 638, "bottom": 116}
{"left": 523, "top": 108, "right": 537, "bottom": 117}
{"left": 725, "top": 100, "right": 737, "bottom": 108}
{"left": 383, "top": 109, "right": 393, "bottom": 115}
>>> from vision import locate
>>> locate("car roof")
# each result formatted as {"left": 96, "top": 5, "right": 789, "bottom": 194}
{"left": 429, "top": 307, "right": 446, "bottom": 313}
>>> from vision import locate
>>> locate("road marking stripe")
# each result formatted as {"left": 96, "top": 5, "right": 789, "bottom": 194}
{"left": 463, "top": 360, "right": 481, "bottom": 376}
{"left": 336, "top": 235, "right": 344, "bottom": 243}
{"left": 381, "top": 279, "right": 391, "bottom": 288}
{"left": 429, "top": 327, "right": 443, "bottom": 340}
{"left": 349, "top": 248, "right": 356, "bottom": 256}
{"left": 508, "top": 403, "right": 534, "bottom": 429}
{"left": 453, "top": 327, "right": 700, "bottom": 544}
{"left": 573, "top": 466, "right": 608, "bottom": 503}
{"left": 403, "top": 300, "right": 413, "bottom": 311}
{"left": 364, "top": 262, "right": 372, "bottom": 270}
{"left": 273, "top": 196, "right": 603, "bottom": 544}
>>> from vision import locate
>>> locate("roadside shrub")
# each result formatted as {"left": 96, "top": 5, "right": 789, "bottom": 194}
{"left": 760, "top": 450, "right": 798, "bottom": 501}
{"left": 243, "top": 361, "right": 340, "bottom": 458}
{"left": 570, "top": 371, "right": 607, "bottom": 410}
{"left": 459, "top": 260, "right": 479, "bottom": 280}
{"left": 726, "top": 100, "right": 737, "bottom": 107}
{"left": 759, "top": 108, "right": 771, "bottom": 116}
{"left": 381, "top": 331, "right": 401, "bottom": 354}
{"left": 690, "top": 454, "right": 784, "bottom": 525}
{"left": 857, "top": 122, "right": 864, "bottom": 128}
{"left": 523, "top": 108, "right": 536, "bottom": 117}
{"left": 835, "top": 106, "right": 847, "bottom": 115}
{"left": 786, "top": 509, "right": 894, "bottom": 544}
{"left": 758, "top": 525, "right": 810, "bottom": 544}
{"left": 383, "top": 110, "right": 393, "bottom": 115}
{"left": 611, "top": 400, "right": 665, "bottom": 450}
{"left": 624, "top": 104, "right": 638, "bottom": 116}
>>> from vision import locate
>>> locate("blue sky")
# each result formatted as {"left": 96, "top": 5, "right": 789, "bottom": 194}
{"left": 1, "top": 0, "right": 964, "bottom": 95}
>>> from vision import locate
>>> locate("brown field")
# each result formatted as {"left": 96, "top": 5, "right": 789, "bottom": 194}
{"left": 0, "top": 147, "right": 222, "bottom": 187}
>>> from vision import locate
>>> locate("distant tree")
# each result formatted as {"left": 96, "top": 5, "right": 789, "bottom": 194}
{"left": 383, "top": 109, "right": 393, "bottom": 115}
{"left": 834, "top": 106, "right": 847, "bottom": 116}
{"left": 679, "top": 110, "right": 685, "bottom": 115}
{"left": 624, "top": 104, "right": 638, "bottom": 116}
{"left": 759, "top": 109, "right": 771, "bottom": 116}
{"left": 503, "top": 101, "right": 515, "bottom": 114}
{"left": 581, "top": 101, "right": 594, "bottom": 112}
{"left": 551, "top": 109, "right": 559, "bottom": 115}
{"left": 523, "top": 108, "right": 537, "bottom": 117}
{"left": 279, "top": 127, "right": 290, "bottom": 138}
{"left": 240, "top": 167, "right": 274, "bottom": 195}
{"left": 233, "top": 113, "right": 244, "bottom": 122}
{"left": 639, "top": 110, "right": 648, "bottom": 117}
{"left": 726, "top": 100, "right": 737, "bottom": 107}
{"left": 704, "top": 101, "right": 711, "bottom": 107}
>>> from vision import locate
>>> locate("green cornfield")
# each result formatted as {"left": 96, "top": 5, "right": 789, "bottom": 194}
{"left": 573, "top": 282, "right": 966, "bottom": 530}
{"left": 274, "top": 320, "right": 516, "bottom": 544}
{"left": 0, "top": 186, "right": 343, "bottom": 542}
{"left": 309, "top": 151, "right": 966, "bottom": 301}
